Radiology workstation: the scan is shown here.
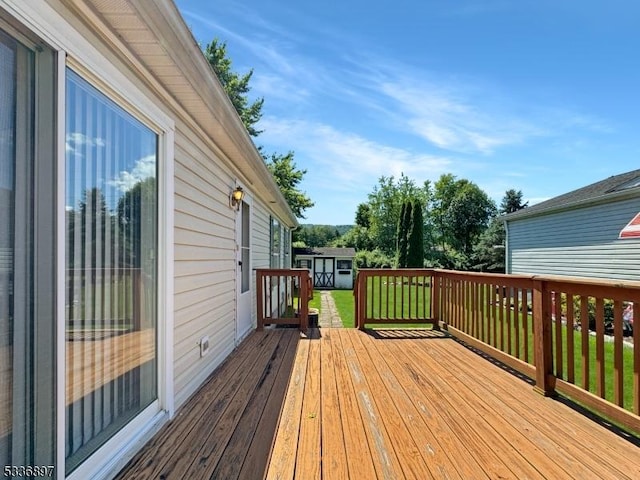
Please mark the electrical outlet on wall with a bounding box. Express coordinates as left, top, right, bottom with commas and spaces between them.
199, 336, 210, 357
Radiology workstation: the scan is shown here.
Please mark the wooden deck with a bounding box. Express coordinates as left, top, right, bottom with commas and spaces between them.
118, 328, 640, 479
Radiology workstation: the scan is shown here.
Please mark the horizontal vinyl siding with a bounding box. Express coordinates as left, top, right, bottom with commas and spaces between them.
508, 198, 640, 281
173, 123, 238, 408
252, 200, 271, 269
250, 200, 272, 327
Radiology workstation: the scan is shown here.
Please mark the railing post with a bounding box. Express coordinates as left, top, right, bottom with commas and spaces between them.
257, 270, 264, 330
356, 272, 366, 330
299, 270, 309, 331
532, 279, 555, 396
432, 272, 440, 330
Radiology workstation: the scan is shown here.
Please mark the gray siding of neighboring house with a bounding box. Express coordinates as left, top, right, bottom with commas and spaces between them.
507, 197, 640, 281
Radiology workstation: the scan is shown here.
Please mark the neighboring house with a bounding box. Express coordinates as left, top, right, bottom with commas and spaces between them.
294, 247, 356, 289
0, 1, 296, 479
503, 169, 640, 281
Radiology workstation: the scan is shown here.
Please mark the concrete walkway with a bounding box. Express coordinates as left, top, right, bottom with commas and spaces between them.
318, 291, 343, 328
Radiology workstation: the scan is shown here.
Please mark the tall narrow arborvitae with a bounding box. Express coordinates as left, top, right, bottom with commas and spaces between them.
406, 200, 424, 268
396, 201, 408, 267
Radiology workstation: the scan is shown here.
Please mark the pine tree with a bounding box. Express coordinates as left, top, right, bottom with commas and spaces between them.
406, 200, 424, 268
396, 202, 409, 267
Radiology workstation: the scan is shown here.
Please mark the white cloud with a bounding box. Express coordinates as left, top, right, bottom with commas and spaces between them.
65, 132, 105, 154
372, 77, 546, 155
108, 155, 156, 192
260, 116, 453, 190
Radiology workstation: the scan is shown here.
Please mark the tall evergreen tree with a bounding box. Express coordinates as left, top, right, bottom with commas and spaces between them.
396, 201, 410, 267
406, 200, 424, 268
204, 39, 264, 137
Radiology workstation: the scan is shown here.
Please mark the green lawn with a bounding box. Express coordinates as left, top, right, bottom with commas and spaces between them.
330, 290, 356, 328
330, 284, 432, 329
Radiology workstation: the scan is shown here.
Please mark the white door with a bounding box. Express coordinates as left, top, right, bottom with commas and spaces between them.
313, 257, 335, 288
236, 199, 252, 341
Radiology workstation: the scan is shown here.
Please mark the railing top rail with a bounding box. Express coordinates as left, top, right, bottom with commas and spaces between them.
357, 268, 437, 276
356, 268, 640, 292
256, 268, 309, 276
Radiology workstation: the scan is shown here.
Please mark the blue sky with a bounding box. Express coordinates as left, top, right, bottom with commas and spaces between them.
176, 0, 640, 225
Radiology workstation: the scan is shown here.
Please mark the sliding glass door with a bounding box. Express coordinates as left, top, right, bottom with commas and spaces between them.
64, 70, 158, 473
0, 24, 56, 472
0, 25, 22, 470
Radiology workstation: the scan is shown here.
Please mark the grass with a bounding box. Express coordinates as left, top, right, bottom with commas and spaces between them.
330, 290, 356, 328
330, 282, 432, 329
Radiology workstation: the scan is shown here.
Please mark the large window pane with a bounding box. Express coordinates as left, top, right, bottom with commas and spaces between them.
0, 26, 18, 468
65, 70, 158, 473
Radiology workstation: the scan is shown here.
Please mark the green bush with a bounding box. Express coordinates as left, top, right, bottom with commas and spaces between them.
354, 249, 394, 269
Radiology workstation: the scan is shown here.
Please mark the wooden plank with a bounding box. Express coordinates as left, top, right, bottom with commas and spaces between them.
116, 330, 274, 478
339, 331, 405, 479
384, 334, 533, 479
293, 330, 322, 480
237, 331, 301, 480
154, 330, 285, 479
358, 330, 488, 479
211, 329, 297, 480
431, 337, 637, 479
412, 338, 579, 480
347, 330, 436, 479
265, 332, 310, 479
319, 329, 349, 480
331, 330, 378, 480
443, 335, 640, 473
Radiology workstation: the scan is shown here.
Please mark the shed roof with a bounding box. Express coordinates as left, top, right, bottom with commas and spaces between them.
294, 247, 356, 257
503, 168, 640, 222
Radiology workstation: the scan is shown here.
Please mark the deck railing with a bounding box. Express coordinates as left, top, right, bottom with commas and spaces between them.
354, 269, 437, 329
256, 269, 311, 331
355, 268, 640, 434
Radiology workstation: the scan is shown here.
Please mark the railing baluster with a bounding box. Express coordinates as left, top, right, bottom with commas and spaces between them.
614, 299, 624, 407
566, 294, 575, 384
581, 295, 590, 391
596, 297, 605, 398
554, 291, 563, 380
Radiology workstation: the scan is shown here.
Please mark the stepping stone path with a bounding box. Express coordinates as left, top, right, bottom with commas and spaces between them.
318, 291, 343, 328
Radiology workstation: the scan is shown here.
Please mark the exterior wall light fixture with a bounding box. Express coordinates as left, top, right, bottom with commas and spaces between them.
230, 186, 245, 210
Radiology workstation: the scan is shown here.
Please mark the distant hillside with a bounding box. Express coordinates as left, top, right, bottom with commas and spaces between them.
299, 224, 353, 235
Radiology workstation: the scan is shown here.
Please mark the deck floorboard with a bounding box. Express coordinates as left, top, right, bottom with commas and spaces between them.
118, 328, 640, 480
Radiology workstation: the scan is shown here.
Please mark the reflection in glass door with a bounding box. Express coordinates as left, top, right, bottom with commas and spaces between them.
65, 70, 158, 473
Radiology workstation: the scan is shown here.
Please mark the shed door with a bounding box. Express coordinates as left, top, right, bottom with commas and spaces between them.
314, 258, 335, 288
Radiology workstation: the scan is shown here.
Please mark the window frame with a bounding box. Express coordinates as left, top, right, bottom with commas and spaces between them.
59, 62, 175, 480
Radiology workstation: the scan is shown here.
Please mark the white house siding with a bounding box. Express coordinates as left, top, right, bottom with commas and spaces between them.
172, 124, 241, 408
507, 197, 640, 281
251, 200, 273, 327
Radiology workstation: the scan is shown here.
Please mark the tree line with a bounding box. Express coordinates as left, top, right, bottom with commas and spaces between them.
296, 174, 527, 273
